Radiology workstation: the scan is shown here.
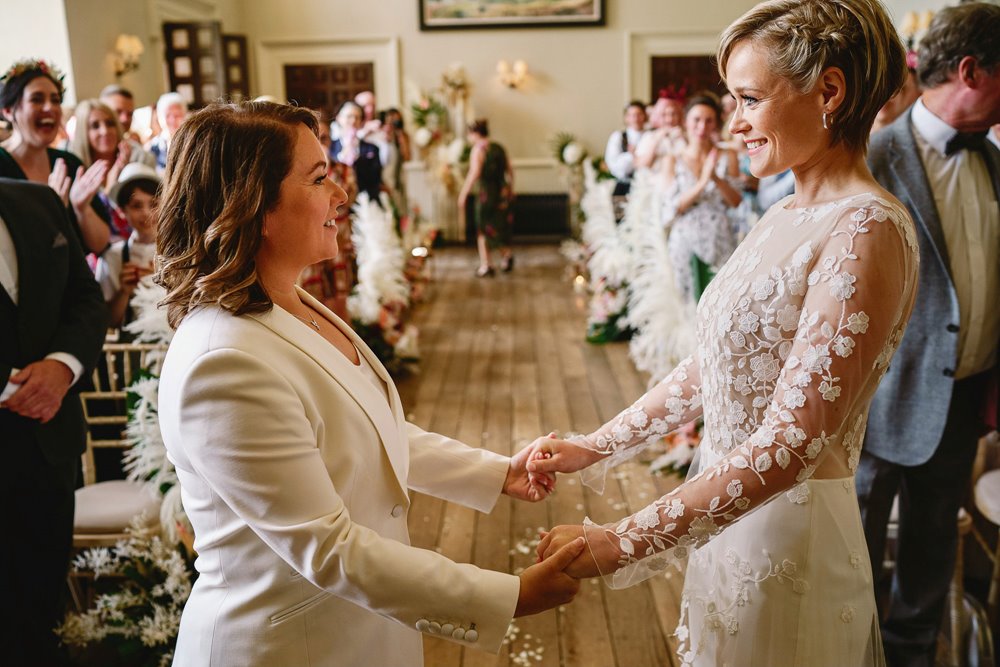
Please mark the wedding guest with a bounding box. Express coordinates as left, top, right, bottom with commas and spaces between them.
379, 107, 411, 214
330, 100, 383, 204
858, 4, 1000, 666
661, 93, 742, 302
95, 163, 160, 328
0, 178, 106, 667
870, 51, 921, 136
0, 59, 110, 254
67, 99, 131, 198
99, 84, 157, 167
458, 118, 514, 277
635, 95, 685, 170
148, 92, 187, 171
604, 100, 646, 195
354, 89, 382, 140
155, 101, 583, 667
300, 115, 357, 320
529, 1, 917, 665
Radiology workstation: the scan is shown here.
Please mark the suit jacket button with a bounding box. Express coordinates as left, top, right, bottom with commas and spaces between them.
391, 504, 404, 518
947, 324, 959, 333
452, 627, 466, 640
465, 629, 479, 642
441, 623, 455, 635
943, 368, 955, 377
428, 621, 441, 634
416, 619, 430, 632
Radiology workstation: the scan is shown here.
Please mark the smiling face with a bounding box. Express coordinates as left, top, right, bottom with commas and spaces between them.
102, 93, 135, 131
3, 76, 62, 149
87, 107, 120, 159
624, 105, 646, 131
685, 103, 719, 144
123, 186, 158, 241
724, 40, 827, 178
337, 105, 362, 132
162, 103, 186, 136
662, 99, 683, 128
258, 124, 349, 274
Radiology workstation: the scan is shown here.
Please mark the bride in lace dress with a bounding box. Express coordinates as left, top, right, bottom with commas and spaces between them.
528, 1, 915, 665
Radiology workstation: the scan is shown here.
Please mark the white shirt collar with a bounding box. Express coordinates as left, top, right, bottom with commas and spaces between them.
0, 214, 18, 304
911, 97, 958, 158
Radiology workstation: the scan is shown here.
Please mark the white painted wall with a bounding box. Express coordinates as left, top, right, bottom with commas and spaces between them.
0, 0, 77, 104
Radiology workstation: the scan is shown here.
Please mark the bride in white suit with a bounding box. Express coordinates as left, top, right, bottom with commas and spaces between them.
154, 101, 586, 667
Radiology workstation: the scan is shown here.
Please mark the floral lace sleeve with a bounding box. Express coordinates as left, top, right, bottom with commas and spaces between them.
574, 355, 704, 494
584, 202, 918, 588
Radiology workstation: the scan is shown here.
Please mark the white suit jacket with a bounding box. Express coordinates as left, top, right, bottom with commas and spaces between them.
158, 289, 520, 667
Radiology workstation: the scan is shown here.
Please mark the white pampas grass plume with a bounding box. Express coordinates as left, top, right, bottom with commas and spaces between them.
349, 193, 410, 324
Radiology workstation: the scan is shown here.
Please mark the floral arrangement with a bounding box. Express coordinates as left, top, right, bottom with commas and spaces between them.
586, 278, 632, 343
0, 58, 66, 94
440, 63, 470, 107
579, 161, 633, 344
648, 421, 703, 479
549, 132, 590, 238
349, 193, 420, 373
400, 205, 440, 303
410, 94, 449, 149
56, 521, 195, 667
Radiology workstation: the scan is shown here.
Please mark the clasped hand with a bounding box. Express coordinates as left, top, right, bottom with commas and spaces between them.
0, 359, 73, 423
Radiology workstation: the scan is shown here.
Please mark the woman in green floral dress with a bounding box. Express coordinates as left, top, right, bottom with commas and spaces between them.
458, 119, 514, 277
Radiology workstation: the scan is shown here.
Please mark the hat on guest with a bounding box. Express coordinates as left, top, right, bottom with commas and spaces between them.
109, 163, 161, 208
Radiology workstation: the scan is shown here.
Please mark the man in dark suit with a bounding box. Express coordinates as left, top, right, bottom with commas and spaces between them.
0, 179, 106, 665
858, 4, 1000, 666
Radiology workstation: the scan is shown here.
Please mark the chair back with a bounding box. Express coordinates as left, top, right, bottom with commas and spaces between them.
79, 342, 168, 486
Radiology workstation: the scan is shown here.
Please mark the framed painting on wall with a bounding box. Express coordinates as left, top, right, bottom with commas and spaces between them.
419, 0, 605, 30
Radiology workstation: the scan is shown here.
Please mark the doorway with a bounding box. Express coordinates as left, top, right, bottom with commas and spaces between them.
283, 62, 374, 122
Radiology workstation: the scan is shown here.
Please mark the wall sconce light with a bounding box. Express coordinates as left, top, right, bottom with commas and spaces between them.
113, 34, 144, 78
496, 59, 528, 89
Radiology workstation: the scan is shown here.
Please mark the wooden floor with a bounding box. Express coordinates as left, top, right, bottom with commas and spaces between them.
397, 244, 685, 667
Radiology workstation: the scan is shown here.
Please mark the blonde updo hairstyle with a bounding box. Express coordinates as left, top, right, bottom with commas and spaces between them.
717, 0, 907, 153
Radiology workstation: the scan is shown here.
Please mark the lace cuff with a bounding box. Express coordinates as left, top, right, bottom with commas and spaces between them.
583, 516, 688, 589
573, 356, 704, 494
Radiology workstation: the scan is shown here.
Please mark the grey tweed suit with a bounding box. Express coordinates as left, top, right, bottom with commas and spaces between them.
858, 107, 1000, 667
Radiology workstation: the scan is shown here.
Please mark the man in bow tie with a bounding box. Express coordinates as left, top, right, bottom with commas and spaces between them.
859, 4, 1000, 666
0, 178, 106, 665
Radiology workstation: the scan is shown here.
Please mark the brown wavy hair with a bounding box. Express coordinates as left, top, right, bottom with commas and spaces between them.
155, 101, 319, 329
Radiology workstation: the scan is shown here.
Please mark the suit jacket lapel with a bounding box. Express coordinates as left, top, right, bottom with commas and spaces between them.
248, 292, 409, 495
888, 111, 953, 278
0, 194, 45, 322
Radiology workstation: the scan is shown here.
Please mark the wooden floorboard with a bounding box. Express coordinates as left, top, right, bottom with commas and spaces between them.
396, 245, 683, 667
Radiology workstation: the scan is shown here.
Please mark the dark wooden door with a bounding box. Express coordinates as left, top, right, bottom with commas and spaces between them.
650, 55, 727, 101
283, 63, 374, 122
222, 35, 250, 102
162, 21, 226, 109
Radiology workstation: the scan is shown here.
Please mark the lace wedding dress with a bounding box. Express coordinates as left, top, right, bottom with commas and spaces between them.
576, 192, 919, 667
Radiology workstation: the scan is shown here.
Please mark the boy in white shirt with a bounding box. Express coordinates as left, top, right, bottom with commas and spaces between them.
95, 163, 160, 328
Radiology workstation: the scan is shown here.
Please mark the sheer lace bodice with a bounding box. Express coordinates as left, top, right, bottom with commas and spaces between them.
577, 192, 919, 587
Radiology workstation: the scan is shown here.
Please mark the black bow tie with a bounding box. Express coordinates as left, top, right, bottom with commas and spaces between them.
944, 131, 988, 156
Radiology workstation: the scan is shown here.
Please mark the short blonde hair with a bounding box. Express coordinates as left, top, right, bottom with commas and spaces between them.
717, 0, 906, 153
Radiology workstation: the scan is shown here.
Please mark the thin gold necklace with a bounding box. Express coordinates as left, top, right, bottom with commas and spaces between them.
292, 311, 321, 331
